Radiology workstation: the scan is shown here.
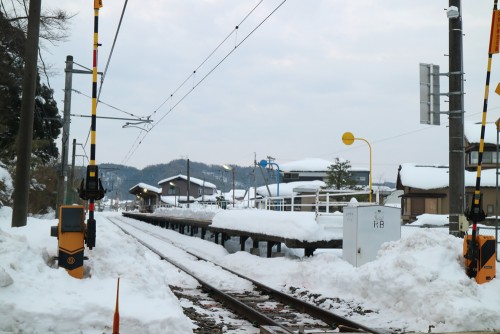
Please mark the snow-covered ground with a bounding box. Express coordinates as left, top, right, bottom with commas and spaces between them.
1, 206, 499, 333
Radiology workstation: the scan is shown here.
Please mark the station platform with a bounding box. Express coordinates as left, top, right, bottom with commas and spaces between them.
121, 212, 342, 257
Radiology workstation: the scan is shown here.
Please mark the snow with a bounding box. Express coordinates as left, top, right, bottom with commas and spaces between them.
211, 209, 342, 241
1, 206, 500, 333
399, 163, 500, 189
158, 174, 217, 189
129, 182, 161, 194
281, 158, 337, 172
0, 164, 12, 190
256, 180, 326, 197
410, 213, 449, 226
464, 122, 499, 145
280, 158, 368, 172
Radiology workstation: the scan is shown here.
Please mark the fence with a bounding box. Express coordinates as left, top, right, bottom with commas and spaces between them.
254, 190, 377, 213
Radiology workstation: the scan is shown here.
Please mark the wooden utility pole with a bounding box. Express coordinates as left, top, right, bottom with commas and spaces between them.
11, 0, 42, 227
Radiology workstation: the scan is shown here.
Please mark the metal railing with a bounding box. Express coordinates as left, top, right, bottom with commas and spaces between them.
254, 190, 376, 214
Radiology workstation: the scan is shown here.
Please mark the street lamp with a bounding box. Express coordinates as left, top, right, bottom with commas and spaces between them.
259, 159, 280, 210
169, 182, 178, 207
223, 165, 235, 207
342, 131, 372, 203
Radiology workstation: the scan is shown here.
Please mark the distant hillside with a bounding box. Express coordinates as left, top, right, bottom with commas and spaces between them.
95, 159, 271, 201
73, 159, 395, 201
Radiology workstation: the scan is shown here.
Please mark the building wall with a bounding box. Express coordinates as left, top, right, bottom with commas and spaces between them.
160, 178, 216, 197
401, 186, 498, 222
281, 170, 370, 187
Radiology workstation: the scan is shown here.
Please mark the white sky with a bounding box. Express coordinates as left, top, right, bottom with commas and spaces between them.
1, 206, 500, 333
39, 0, 500, 183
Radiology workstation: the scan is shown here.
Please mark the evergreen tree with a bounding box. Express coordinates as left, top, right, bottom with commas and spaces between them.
325, 158, 357, 190
0, 10, 62, 165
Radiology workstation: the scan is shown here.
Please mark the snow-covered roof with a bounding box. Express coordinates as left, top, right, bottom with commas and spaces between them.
280, 158, 368, 172
223, 189, 247, 199
464, 122, 498, 145
281, 158, 334, 172
158, 174, 217, 189
129, 182, 161, 194
398, 163, 500, 189
256, 180, 326, 197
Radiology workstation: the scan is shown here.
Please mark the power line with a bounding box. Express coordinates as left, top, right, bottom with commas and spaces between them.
97, 0, 128, 102
70, 88, 145, 119
149, 0, 264, 118
122, 0, 287, 165
309, 107, 498, 164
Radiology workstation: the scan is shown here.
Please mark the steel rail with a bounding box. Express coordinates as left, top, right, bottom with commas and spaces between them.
108, 216, 293, 333
108, 216, 386, 334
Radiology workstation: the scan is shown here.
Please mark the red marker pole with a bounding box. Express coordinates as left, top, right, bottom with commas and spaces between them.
112, 277, 120, 334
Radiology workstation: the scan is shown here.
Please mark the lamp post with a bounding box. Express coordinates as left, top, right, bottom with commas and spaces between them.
342, 131, 372, 203
223, 165, 235, 207
169, 182, 177, 207
259, 159, 280, 210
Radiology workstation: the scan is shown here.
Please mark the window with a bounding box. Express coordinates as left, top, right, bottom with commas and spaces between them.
483, 152, 492, 164
470, 151, 478, 164
487, 204, 494, 215
469, 150, 500, 164
284, 173, 299, 180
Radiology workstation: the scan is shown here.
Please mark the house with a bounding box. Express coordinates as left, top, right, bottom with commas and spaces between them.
157, 174, 217, 204
396, 163, 499, 223
129, 183, 161, 213
397, 122, 500, 222
464, 122, 500, 171
279, 158, 370, 187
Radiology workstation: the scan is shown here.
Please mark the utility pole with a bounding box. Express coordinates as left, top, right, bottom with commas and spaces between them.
187, 158, 190, 208
56, 55, 74, 217
69, 138, 77, 204
11, 0, 42, 228
448, 0, 465, 236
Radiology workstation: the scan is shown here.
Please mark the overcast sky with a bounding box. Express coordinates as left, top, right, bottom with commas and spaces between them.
40, 0, 498, 182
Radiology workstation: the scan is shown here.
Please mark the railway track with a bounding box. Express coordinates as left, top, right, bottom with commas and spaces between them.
107, 215, 389, 334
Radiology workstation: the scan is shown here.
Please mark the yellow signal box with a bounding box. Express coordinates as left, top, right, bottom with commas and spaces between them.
463, 234, 496, 284
51, 206, 86, 279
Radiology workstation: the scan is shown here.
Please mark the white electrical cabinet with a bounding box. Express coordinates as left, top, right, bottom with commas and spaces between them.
343, 205, 401, 267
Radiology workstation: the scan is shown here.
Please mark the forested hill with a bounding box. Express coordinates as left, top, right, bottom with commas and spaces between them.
89, 159, 395, 201
95, 159, 270, 201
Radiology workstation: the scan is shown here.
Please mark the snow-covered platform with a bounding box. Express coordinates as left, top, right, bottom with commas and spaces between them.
122, 210, 342, 257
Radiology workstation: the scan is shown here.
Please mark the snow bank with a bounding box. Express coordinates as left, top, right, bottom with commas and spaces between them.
0, 208, 194, 333
212, 209, 341, 241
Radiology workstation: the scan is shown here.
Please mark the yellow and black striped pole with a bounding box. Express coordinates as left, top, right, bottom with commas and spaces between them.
86, 0, 103, 249
91, 0, 101, 166
466, 0, 499, 278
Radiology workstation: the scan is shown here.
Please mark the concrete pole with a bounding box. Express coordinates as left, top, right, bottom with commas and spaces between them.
69, 138, 76, 204
56, 55, 74, 217
11, 0, 42, 227
448, 0, 465, 236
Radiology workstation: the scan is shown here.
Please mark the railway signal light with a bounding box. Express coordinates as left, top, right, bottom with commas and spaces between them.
78, 165, 106, 201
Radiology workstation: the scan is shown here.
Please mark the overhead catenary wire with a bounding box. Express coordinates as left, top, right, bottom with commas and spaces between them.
148, 0, 264, 118
97, 0, 128, 103
70, 88, 146, 119
122, 0, 287, 165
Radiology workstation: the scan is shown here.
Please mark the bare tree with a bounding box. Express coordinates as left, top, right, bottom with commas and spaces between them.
1, 0, 75, 86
